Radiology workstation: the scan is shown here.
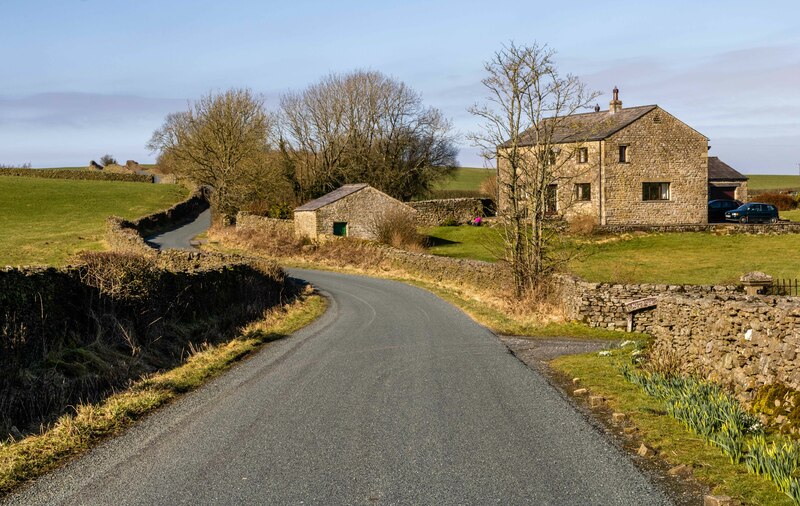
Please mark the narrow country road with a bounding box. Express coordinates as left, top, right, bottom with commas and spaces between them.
145, 208, 212, 250
4, 268, 671, 505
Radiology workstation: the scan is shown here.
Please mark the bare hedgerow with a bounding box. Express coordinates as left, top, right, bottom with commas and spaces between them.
479, 174, 498, 200
77, 252, 160, 301
369, 208, 426, 251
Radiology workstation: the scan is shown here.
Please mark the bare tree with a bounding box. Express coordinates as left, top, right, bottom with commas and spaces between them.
469, 42, 600, 295
147, 89, 290, 219
99, 154, 117, 166
279, 70, 458, 202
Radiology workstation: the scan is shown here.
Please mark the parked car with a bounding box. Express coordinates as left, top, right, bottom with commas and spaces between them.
708, 199, 742, 222
724, 202, 779, 223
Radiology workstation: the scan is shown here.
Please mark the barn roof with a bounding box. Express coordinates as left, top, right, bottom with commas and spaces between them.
708, 157, 748, 181
294, 183, 370, 211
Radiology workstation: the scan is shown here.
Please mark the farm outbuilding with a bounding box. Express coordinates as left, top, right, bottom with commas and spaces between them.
294, 184, 417, 241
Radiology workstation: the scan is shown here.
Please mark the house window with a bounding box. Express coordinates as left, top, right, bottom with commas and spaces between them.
333, 222, 348, 236
545, 184, 558, 214
642, 182, 670, 201
618, 145, 628, 163
577, 147, 588, 164
575, 183, 591, 201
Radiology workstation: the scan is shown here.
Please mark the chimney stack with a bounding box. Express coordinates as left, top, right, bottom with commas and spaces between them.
609, 86, 622, 114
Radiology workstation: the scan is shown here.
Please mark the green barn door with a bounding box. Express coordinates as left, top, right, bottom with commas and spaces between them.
333, 222, 347, 236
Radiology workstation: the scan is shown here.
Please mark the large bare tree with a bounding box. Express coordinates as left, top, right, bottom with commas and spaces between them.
147, 89, 289, 219
469, 42, 600, 295
279, 70, 458, 201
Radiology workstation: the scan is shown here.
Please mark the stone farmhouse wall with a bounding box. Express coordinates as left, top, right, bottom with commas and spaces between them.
296, 187, 417, 241
649, 294, 800, 401
603, 108, 707, 226
407, 198, 491, 226
555, 273, 741, 332
497, 107, 708, 226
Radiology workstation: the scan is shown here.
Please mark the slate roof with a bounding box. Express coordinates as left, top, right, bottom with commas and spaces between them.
502, 105, 659, 147
294, 183, 369, 211
708, 157, 748, 181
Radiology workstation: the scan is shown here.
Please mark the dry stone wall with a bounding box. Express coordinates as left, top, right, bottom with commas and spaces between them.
236, 212, 293, 235
649, 294, 800, 401
555, 273, 741, 332
407, 198, 492, 226
598, 223, 800, 234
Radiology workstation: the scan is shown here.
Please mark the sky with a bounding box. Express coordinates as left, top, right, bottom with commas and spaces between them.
1, 0, 798, 174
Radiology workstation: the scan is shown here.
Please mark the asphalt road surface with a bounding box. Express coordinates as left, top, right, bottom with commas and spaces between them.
5, 268, 671, 505
145, 208, 211, 250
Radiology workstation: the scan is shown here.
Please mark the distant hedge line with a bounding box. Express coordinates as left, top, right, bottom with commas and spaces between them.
0, 168, 153, 183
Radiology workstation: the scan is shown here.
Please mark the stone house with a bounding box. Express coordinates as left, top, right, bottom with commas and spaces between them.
497, 88, 711, 225
708, 156, 748, 202
294, 184, 417, 241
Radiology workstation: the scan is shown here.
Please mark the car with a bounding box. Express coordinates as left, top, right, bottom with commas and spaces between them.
724, 202, 779, 223
708, 199, 742, 222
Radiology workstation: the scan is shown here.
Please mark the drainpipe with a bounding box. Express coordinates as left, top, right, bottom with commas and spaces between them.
598, 140, 604, 226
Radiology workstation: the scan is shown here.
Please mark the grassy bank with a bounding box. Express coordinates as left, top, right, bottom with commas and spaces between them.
0, 176, 187, 266
551, 352, 793, 505
0, 293, 326, 497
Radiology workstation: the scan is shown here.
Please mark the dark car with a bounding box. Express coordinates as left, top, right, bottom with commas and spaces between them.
708, 199, 742, 222
724, 202, 779, 223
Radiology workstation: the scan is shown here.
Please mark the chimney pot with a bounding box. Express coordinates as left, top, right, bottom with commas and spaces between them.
609, 86, 623, 114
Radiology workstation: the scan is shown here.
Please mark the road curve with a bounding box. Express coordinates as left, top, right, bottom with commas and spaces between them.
145, 208, 211, 250
4, 269, 671, 505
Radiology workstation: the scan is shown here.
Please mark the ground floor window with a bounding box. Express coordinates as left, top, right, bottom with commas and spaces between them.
333, 222, 348, 236
642, 182, 670, 201
574, 183, 591, 201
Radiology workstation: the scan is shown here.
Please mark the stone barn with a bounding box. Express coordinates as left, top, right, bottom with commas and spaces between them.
294, 184, 417, 241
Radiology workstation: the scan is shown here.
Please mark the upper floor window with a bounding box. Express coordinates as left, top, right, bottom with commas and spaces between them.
642, 182, 670, 201
575, 183, 591, 201
577, 147, 588, 164
618, 145, 629, 163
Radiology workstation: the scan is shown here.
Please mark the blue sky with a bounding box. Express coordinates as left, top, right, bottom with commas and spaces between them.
1, 0, 798, 173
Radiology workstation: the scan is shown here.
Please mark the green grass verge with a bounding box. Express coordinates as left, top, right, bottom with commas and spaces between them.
0, 176, 188, 266
551, 352, 793, 505
747, 175, 800, 192
434, 167, 494, 191
0, 294, 327, 497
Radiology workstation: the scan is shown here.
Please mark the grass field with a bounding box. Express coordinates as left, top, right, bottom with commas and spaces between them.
0, 176, 188, 266
746, 174, 800, 191
434, 167, 494, 191
571, 232, 800, 284
424, 225, 503, 262
422, 225, 800, 284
